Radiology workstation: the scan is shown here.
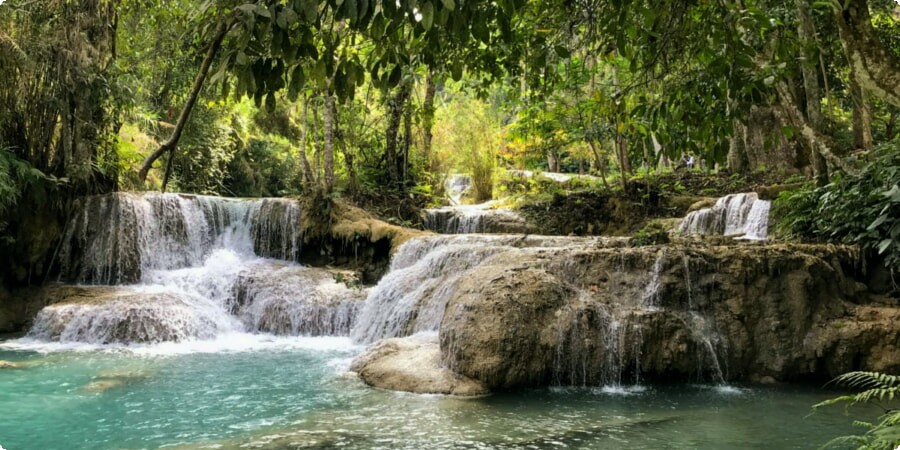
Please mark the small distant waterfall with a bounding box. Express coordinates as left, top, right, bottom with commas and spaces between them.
679, 193, 771, 240
641, 250, 666, 309
445, 174, 472, 206
28, 192, 366, 345
422, 202, 532, 234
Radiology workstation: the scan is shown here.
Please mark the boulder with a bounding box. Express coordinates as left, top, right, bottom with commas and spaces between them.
351, 334, 488, 396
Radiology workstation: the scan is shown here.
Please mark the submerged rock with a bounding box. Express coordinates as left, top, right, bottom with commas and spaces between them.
0, 360, 23, 369
83, 370, 151, 393
351, 334, 489, 396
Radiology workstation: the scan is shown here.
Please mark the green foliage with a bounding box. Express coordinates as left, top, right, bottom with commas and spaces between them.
0, 148, 55, 240
632, 220, 671, 246
433, 93, 499, 202
813, 371, 900, 449
775, 141, 900, 270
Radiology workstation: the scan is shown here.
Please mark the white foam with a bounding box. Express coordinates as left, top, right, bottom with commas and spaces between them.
595, 385, 648, 396
1, 333, 360, 356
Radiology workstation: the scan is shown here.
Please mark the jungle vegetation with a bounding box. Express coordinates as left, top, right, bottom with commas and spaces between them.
0, 0, 898, 279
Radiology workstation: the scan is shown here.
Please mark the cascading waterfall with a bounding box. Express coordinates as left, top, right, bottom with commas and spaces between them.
29, 191, 738, 387
31, 192, 364, 345
359, 235, 733, 386
679, 193, 771, 240
641, 249, 666, 309
58, 193, 303, 284
351, 235, 615, 344
422, 201, 532, 234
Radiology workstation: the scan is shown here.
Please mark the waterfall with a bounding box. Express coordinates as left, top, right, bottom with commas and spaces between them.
445, 174, 472, 206
641, 250, 666, 309
686, 312, 727, 384
351, 235, 611, 344
234, 263, 366, 336
422, 202, 532, 234
27, 287, 235, 344
28, 192, 366, 345
58, 193, 302, 284
679, 193, 771, 240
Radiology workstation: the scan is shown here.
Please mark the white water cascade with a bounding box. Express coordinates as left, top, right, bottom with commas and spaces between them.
351, 235, 619, 343
422, 201, 533, 234
445, 174, 472, 206
30, 193, 365, 345
679, 193, 771, 240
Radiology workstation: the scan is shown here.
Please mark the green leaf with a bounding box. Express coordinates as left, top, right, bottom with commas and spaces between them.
883, 184, 900, 202
441, 0, 455, 11
298, 0, 318, 21
867, 214, 888, 231
420, 2, 434, 31
877, 239, 893, 254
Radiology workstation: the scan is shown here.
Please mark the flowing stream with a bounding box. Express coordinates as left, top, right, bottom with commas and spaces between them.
0, 192, 854, 449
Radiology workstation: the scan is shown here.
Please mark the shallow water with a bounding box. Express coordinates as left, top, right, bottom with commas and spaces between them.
0, 337, 870, 450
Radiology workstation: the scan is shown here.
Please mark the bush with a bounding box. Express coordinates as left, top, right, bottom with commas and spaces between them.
632, 220, 671, 246
774, 141, 900, 272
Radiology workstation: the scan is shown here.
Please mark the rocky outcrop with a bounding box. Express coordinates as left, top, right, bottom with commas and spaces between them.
438, 243, 898, 390
351, 334, 488, 396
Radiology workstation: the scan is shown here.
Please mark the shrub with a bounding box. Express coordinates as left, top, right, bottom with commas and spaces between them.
774, 141, 900, 272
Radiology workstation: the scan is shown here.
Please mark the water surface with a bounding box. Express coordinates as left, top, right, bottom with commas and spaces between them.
0, 337, 868, 450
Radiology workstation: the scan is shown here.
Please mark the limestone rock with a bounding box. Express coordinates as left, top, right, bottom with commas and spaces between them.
438, 243, 899, 389
0, 360, 23, 369
351, 334, 488, 396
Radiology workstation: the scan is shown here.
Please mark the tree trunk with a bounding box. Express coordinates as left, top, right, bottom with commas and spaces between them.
422, 71, 437, 172
138, 23, 229, 185
323, 90, 335, 193
615, 134, 629, 191
312, 102, 321, 183
587, 140, 610, 190
727, 119, 750, 174
384, 81, 411, 187
298, 95, 314, 186
794, 0, 829, 185
775, 82, 858, 176
833, 0, 900, 107
849, 71, 874, 150
401, 98, 412, 185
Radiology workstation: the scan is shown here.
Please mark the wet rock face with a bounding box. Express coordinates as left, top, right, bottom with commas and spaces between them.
439, 244, 898, 390
351, 334, 488, 396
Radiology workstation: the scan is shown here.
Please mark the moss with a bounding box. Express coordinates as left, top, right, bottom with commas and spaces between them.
296, 196, 428, 283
